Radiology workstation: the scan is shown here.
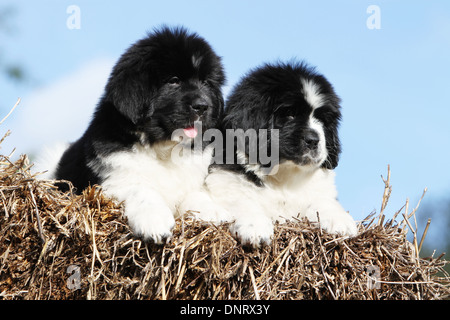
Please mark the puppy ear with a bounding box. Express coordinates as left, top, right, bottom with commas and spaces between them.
105, 61, 153, 124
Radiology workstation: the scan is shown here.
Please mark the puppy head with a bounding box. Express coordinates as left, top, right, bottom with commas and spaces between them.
104, 26, 226, 142
224, 61, 341, 170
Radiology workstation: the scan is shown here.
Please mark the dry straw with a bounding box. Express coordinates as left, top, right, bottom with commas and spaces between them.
0, 99, 449, 300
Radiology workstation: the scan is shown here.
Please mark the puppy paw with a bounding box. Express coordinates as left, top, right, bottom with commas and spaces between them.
180, 193, 232, 223
190, 204, 232, 223
316, 209, 358, 237
126, 204, 175, 244
230, 215, 273, 248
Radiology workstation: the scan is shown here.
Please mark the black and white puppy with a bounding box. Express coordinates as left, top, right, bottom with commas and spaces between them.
51, 26, 226, 243
205, 61, 357, 247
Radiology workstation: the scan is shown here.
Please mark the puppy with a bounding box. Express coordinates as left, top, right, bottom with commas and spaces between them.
205, 61, 357, 247
51, 26, 226, 243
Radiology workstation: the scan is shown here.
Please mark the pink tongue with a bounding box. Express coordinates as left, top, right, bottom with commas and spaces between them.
183, 127, 198, 138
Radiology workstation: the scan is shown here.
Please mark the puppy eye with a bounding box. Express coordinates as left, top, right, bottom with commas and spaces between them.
168, 76, 181, 85
285, 112, 297, 120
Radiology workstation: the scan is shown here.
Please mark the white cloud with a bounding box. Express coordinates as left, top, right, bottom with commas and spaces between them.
2, 58, 115, 158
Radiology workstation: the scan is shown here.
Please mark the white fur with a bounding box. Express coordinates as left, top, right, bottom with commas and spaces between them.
307, 115, 327, 166
93, 141, 225, 243
34, 142, 69, 179
205, 162, 357, 247
301, 79, 323, 110
191, 54, 203, 69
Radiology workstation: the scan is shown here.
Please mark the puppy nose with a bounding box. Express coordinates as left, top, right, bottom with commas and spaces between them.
304, 130, 320, 148
191, 99, 209, 115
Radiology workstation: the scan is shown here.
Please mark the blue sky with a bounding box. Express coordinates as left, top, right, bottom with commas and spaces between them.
1, 1, 449, 249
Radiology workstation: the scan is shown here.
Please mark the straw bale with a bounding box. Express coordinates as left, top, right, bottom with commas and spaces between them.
0, 152, 449, 300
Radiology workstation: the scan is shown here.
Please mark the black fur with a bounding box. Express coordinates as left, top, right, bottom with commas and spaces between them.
55, 26, 225, 192
219, 61, 342, 184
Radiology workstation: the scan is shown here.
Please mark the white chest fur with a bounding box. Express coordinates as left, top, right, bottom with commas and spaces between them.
91, 141, 213, 243
96, 141, 212, 212
206, 162, 357, 246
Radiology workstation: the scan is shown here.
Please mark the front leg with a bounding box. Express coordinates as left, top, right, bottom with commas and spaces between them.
231, 210, 274, 248
303, 199, 357, 237
105, 183, 175, 244
205, 170, 273, 247
179, 190, 232, 223
125, 191, 175, 243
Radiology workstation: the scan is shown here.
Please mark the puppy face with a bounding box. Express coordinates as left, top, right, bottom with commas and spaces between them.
105, 26, 226, 143
224, 62, 341, 170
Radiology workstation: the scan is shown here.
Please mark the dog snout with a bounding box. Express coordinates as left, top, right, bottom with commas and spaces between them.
304, 129, 320, 149
191, 98, 209, 115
